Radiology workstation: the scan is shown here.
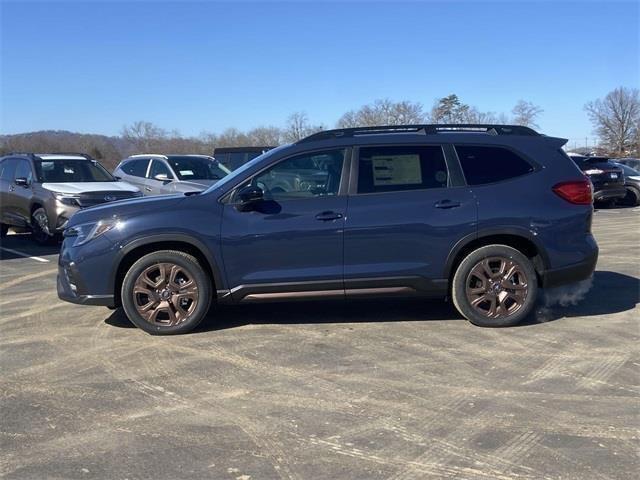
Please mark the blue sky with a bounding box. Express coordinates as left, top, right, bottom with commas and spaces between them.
1, 0, 638, 146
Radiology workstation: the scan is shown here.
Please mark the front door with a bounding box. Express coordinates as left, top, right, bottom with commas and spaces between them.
221, 148, 348, 301
344, 144, 477, 296
5, 159, 35, 227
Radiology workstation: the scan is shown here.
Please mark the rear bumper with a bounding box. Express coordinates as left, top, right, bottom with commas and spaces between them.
542, 248, 598, 288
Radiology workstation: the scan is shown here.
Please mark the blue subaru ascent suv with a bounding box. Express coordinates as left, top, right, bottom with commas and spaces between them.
58, 125, 598, 335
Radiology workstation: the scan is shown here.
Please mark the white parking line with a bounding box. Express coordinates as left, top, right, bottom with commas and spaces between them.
0, 247, 50, 263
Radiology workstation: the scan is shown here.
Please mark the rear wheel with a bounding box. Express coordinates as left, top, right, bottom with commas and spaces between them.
452, 245, 538, 327
121, 250, 212, 335
623, 187, 640, 206
31, 207, 54, 245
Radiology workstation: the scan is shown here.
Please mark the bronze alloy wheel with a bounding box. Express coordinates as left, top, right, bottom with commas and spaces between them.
465, 256, 528, 319
133, 262, 199, 326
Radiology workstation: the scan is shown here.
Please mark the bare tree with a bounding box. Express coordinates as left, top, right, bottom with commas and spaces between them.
337, 99, 426, 128
512, 100, 543, 128
585, 87, 640, 155
282, 112, 323, 142
247, 126, 282, 145
121, 121, 168, 152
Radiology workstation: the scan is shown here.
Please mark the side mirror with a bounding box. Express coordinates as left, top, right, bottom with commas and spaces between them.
154, 173, 171, 182
14, 177, 29, 187
237, 185, 264, 207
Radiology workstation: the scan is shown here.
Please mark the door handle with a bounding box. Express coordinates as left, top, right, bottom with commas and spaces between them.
144, 186, 152, 192
315, 211, 343, 221
434, 200, 461, 209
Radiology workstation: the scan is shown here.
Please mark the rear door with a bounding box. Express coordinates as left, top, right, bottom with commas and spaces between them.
343, 144, 477, 296
118, 158, 150, 192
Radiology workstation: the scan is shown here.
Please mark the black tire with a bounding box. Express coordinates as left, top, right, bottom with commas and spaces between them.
452, 245, 538, 327
31, 207, 54, 245
121, 250, 212, 335
623, 187, 640, 206
0, 223, 8, 238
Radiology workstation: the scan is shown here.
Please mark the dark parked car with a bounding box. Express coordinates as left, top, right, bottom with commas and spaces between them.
568, 155, 626, 205
58, 124, 598, 335
213, 147, 276, 170
613, 158, 640, 171
612, 162, 640, 206
0, 153, 141, 244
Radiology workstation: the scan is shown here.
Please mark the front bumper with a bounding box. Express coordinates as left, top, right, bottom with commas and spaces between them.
57, 263, 115, 306
542, 248, 598, 288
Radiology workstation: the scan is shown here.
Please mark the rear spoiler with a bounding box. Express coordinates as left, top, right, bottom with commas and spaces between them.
543, 136, 568, 148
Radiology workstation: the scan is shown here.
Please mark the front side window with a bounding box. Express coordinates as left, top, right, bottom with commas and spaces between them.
0, 159, 18, 182
357, 145, 448, 194
149, 159, 172, 180
35, 160, 114, 183
14, 160, 33, 183
456, 146, 534, 185
252, 149, 345, 201
122, 159, 149, 177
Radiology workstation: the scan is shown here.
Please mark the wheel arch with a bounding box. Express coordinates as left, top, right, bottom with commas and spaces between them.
445, 229, 550, 286
111, 234, 224, 307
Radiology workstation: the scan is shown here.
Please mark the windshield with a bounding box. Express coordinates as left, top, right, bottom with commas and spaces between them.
35, 159, 115, 183
203, 144, 290, 194
615, 163, 639, 176
167, 156, 231, 181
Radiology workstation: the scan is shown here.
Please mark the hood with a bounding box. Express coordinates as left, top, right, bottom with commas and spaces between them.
67, 194, 186, 227
42, 181, 140, 194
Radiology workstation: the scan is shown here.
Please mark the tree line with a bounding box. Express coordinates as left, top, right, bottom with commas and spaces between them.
1, 88, 638, 171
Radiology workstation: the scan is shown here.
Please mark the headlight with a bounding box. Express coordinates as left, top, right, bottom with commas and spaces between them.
53, 192, 81, 207
63, 218, 121, 247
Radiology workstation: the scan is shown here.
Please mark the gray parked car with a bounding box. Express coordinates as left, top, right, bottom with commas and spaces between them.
114, 155, 231, 196
0, 153, 141, 244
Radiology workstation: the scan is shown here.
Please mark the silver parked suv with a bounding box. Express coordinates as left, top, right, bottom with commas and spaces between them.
114, 154, 230, 196
0, 153, 141, 244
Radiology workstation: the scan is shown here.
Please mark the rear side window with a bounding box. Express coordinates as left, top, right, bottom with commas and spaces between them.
122, 159, 149, 177
149, 159, 172, 179
455, 146, 534, 185
357, 145, 448, 194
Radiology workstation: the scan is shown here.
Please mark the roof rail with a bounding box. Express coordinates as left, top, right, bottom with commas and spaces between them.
297, 124, 539, 143
45, 152, 94, 159
6, 152, 38, 159
127, 154, 168, 159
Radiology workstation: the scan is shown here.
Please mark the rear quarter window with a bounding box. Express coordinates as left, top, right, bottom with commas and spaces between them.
455, 146, 534, 185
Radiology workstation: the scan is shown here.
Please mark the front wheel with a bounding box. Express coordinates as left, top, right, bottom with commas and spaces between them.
31, 207, 54, 245
121, 250, 212, 335
451, 245, 538, 327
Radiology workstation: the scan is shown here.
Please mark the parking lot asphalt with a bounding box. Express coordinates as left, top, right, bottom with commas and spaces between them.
1, 207, 639, 480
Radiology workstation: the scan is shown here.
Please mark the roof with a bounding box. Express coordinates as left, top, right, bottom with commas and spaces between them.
214, 146, 276, 153
297, 124, 540, 144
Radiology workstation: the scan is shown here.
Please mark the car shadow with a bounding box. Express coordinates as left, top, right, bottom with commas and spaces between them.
104, 270, 639, 333
0, 233, 61, 260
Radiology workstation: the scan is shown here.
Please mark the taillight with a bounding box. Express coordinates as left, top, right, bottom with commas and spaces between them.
552, 179, 593, 205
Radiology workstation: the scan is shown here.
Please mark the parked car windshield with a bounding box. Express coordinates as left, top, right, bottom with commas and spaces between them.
35, 159, 115, 183
203, 144, 290, 194
167, 156, 231, 181
614, 163, 640, 177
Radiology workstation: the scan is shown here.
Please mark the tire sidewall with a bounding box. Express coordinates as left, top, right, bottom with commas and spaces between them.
121, 251, 212, 335
452, 245, 538, 327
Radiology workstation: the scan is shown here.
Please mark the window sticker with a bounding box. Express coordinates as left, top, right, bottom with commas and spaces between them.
179, 170, 194, 176
64, 167, 75, 174
372, 154, 422, 186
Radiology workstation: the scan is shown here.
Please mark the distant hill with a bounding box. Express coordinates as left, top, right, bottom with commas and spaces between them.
0, 130, 213, 171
